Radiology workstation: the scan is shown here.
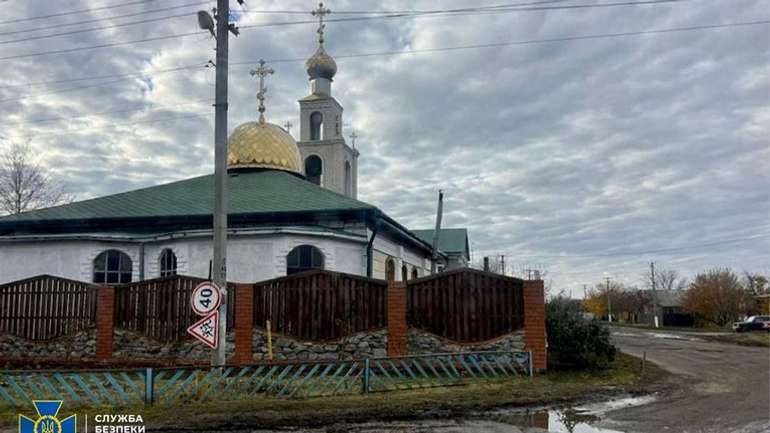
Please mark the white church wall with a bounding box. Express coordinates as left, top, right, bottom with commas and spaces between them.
0, 241, 141, 284
371, 233, 432, 281
0, 232, 367, 285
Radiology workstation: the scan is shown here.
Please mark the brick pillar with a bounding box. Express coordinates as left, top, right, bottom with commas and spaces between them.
523, 279, 547, 371
95, 286, 115, 361
387, 281, 408, 357
233, 284, 254, 364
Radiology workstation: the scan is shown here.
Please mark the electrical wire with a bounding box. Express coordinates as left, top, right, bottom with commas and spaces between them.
0, 0, 695, 57
0, 0, 211, 38
5, 99, 212, 126
0, 0, 161, 26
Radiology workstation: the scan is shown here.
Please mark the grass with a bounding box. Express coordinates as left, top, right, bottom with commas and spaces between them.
0, 353, 667, 430
700, 332, 770, 348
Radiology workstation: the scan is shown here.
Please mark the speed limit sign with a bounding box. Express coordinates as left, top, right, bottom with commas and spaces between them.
191, 281, 222, 316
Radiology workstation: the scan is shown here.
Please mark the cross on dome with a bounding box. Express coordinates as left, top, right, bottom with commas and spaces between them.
312, 2, 331, 45
250, 59, 274, 124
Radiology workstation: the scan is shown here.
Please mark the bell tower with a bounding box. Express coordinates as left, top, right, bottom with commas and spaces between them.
297, 2, 359, 198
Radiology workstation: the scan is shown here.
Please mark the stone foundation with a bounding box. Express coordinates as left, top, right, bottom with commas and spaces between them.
408, 328, 526, 354
113, 329, 234, 360
0, 330, 96, 359
251, 328, 388, 361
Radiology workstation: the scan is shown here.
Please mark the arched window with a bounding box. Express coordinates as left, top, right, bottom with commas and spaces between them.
411, 267, 419, 280
305, 155, 323, 186
310, 111, 323, 140
159, 249, 177, 277
385, 258, 395, 282
93, 250, 132, 284
286, 245, 324, 275
344, 161, 352, 196
401, 264, 408, 282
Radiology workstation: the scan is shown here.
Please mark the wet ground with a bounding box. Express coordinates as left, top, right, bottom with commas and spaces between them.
236, 327, 769, 433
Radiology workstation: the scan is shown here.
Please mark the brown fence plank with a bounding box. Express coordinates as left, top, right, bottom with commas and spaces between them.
406, 268, 525, 343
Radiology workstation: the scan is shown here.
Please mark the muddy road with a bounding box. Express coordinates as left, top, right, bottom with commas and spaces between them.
607, 327, 769, 433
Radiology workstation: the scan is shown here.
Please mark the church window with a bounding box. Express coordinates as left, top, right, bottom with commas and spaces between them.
310, 111, 323, 140
411, 267, 419, 280
93, 250, 132, 284
385, 258, 395, 282
401, 264, 408, 282
287, 245, 324, 275
159, 249, 177, 277
305, 155, 323, 186
344, 161, 351, 196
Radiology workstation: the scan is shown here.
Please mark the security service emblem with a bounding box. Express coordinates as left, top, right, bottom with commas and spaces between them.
19, 400, 76, 433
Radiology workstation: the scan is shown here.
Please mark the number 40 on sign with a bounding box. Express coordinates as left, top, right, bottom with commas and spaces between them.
187, 282, 222, 349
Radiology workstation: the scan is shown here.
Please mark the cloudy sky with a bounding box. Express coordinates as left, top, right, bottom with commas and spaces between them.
0, 0, 767, 293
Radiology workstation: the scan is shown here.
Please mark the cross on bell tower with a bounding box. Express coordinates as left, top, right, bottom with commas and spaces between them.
312, 2, 331, 44
250, 59, 274, 124
297, 2, 358, 199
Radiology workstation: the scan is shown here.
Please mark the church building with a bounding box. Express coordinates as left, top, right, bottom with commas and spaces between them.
0, 11, 470, 286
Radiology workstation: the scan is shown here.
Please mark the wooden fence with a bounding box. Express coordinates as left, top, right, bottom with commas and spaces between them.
0, 275, 97, 341
407, 268, 524, 342
252, 270, 388, 341
114, 276, 236, 342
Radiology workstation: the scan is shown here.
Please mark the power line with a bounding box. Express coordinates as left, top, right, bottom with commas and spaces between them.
14, 112, 212, 141
5, 99, 211, 126
2, 18, 764, 95
0, 0, 210, 38
0, 0, 699, 59
0, 0, 161, 26
488, 233, 770, 259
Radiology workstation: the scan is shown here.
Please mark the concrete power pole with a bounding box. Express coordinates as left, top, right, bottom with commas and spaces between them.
430, 190, 444, 274
651, 262, 659, 328
606, 277, 612, 323
212, 0, 231, 367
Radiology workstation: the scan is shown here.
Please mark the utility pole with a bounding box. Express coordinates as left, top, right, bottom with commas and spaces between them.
483, 256, 489, 272
650, 262, 659, 328
606, 277, 612, 323
500, 255, 506, 276
212, 0, 231, 367
430, 190, 444, 274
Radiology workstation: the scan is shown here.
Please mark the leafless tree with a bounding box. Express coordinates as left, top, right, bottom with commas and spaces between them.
0, 141, 74, 215
644, 266, 687, 291
743, 271, 769, 295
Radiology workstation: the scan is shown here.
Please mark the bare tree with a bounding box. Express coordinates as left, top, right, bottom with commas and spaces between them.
0, 141, 74, 215
743, 271, 769, 295
644, 266, 687, 291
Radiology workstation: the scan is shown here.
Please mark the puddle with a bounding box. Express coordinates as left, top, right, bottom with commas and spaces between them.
482, 394, 658, 433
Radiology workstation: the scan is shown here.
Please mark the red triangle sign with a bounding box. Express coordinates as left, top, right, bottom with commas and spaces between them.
187, 311, 219, 349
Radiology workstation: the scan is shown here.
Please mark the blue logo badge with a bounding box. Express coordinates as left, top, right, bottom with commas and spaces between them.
19, 401, 76, 433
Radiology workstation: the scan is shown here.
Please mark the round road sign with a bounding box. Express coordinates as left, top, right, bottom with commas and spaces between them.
191, 281, 221, 316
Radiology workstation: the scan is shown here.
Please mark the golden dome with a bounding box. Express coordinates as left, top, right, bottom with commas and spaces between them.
306, 44, 337, 81
228, 121, 302, 174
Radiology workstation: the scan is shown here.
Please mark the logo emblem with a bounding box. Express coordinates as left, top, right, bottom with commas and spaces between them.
19, 401, 76, 433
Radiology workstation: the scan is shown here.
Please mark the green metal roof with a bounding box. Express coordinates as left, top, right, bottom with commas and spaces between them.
0, 169, 374, 223
411, 228, 469, 257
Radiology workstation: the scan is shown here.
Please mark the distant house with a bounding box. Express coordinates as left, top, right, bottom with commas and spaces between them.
411, 228, 470, 271
642, 290, 694, 327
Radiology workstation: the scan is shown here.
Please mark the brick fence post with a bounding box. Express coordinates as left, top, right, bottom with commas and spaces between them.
95, 286, 115, 362
523, 279, 547, 371
233, 284, 254, 364
387, 281, 408, 357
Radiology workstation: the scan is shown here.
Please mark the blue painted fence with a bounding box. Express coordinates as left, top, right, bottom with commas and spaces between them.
0, 351, 532, 408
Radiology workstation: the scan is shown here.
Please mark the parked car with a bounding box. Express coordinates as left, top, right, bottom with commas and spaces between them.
732, 315, 770, 332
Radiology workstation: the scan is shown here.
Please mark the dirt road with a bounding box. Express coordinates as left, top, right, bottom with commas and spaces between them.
607, 327, 770, 433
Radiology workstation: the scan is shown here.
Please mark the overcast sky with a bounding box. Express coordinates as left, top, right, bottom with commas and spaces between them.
0, 0, 767, 293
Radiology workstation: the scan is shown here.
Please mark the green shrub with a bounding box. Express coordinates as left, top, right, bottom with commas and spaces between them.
546, 296, 616, 370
